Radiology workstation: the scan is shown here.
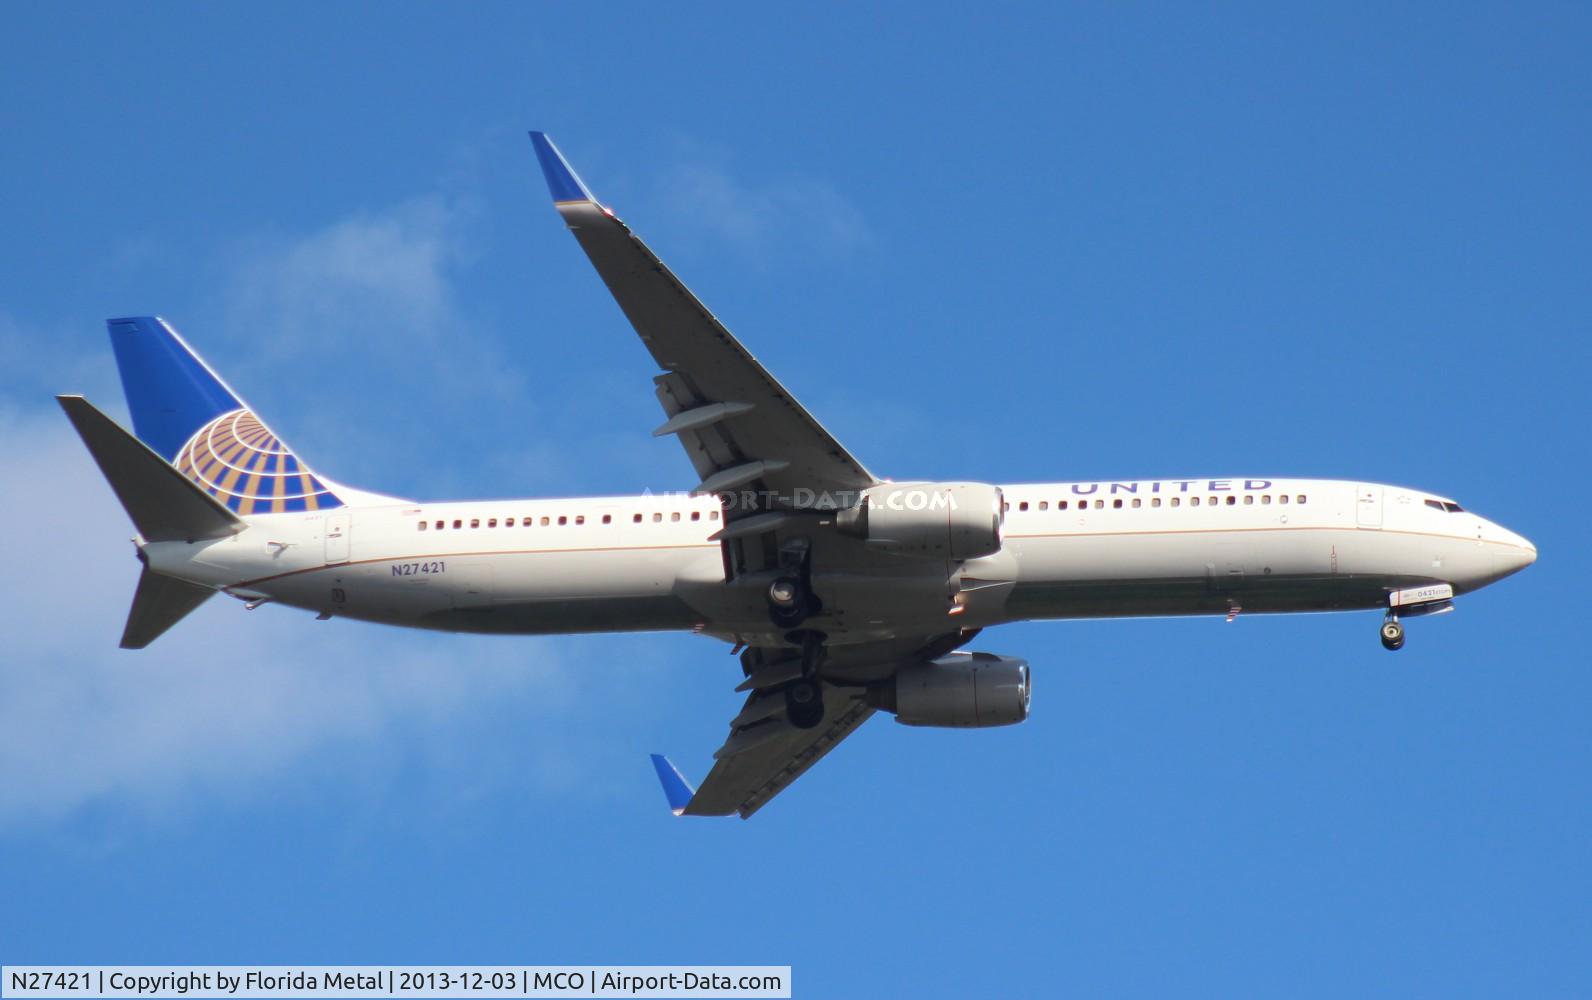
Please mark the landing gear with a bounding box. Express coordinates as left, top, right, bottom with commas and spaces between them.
785, 675, 824, 729
784, 630, 827, 729
767, 576, 808, 629
1380, 615, 1405, 651
766, 536, 821, 629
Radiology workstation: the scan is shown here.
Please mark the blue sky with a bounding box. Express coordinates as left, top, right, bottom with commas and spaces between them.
2, 3, 1588, 996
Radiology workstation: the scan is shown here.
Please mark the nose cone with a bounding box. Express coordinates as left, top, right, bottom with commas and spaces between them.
1491, 526, 1538, 578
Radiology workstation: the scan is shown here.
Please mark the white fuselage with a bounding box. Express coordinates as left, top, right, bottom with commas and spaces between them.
144, 477, 1535, 660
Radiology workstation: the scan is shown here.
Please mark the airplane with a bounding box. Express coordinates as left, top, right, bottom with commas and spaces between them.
56, 132, 1537, 819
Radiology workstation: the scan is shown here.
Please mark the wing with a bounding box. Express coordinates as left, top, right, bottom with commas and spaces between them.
657, 680, 876, 819
650, 630, 978, 819
528, 132, 877, 507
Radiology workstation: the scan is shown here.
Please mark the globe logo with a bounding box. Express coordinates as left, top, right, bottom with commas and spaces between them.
173, 408, 338, 514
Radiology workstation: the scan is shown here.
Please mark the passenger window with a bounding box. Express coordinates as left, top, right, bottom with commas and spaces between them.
1262, 495, 1271, 505
1170, 497, 1180, 508
1225, 496, 1236, 506
435, 520, 445, 530
417, 521, 427, 531
1151, 498, 1161, 508
558, 516, 568, 526
1018, 501, 1029, 512
1093, 499, 1104, 509
653, 513, 663, 523
1112, 499, 1123, 509
1278, 495, 1289, 505
453, 519, 463, 529
1208, 496, 1218, 506
541, 516, 551, 526
488, 518, 498, 528
633, 513, 643, 524
1191, 497, 1200, 507
1058, 500, 1069, 511
1243, 495, 1253, 505
1132, 498, 1142, 508
506, 517, 516, 527
603, 514, 612, 525
710, 510, 720, 520
575, 515, 585, 525
1297, 495, 1307, 504
691, 511, 701, 521
1038, 501, 1049, 511
671, 512, 681, 522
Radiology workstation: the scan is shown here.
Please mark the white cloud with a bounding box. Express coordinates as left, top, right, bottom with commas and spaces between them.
656, 155, 870, 260
221, 196, 465, 355
0, 181, 734, 831
205, 196, 536, 491
0, 308, 119, 407
0, 409, 601, 828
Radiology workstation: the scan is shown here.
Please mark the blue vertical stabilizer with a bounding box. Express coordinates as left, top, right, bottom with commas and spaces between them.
105, 316, 343, 514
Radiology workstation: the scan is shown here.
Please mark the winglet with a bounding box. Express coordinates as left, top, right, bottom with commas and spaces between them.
649, 754, 696, 816
529, 131, 597, 204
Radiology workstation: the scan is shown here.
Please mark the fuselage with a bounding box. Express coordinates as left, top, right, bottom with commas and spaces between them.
145, 476, 1535, 657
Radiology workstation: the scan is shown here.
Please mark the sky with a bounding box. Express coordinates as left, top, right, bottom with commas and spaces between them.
1, 3, 1588, 996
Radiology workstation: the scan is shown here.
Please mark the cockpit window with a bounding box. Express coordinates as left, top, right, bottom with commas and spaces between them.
1426, 499, 1466, 513
1424, 499, 1445, 511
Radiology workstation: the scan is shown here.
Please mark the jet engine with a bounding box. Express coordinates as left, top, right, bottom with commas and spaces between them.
836, 482, 1004, 560
869, 651, 1031, 728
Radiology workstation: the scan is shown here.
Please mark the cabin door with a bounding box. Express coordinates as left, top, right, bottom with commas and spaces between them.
1356, 485, 1383, 529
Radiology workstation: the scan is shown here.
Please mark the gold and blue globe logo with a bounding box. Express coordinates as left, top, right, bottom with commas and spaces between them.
174, 408, 339, 514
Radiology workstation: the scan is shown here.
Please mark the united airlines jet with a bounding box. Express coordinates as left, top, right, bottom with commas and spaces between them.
57, 133, 1537, 818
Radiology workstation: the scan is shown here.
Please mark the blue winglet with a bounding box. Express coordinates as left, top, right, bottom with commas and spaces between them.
649, 754, 696, 816
528, 131, 596, 204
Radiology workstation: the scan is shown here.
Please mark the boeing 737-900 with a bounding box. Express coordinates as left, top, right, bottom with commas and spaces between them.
57, 133, 1537, 817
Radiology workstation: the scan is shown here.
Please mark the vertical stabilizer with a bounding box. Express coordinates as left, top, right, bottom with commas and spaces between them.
107, 316, 344, 514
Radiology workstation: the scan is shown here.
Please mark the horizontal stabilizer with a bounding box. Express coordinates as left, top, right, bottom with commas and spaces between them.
121, 566, 214, 649
649, 754, 696, 817
57, 395, 244, 543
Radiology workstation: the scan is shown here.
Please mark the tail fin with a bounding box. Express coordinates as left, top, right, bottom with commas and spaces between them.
120, 566, 215, 649
57, 395, 243, 543
107, 316, 343, 514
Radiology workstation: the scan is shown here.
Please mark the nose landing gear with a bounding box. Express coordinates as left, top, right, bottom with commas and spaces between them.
766, 536, 821, 629
1380, 615, 1405, 651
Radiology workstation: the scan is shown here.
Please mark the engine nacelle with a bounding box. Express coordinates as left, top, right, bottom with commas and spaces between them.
835, 481, 1003, 560
870, 651, 1031, 728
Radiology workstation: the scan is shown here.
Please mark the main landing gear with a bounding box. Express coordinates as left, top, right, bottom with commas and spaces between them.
1380, 614, 1405, 651
783, 630, 827, 730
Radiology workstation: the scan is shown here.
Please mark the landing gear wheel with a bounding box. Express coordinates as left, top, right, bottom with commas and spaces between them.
765, 536, 821, 628
767, 576, 807, 629
1380, 618, 1405, 651
785, 676, 825, 729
